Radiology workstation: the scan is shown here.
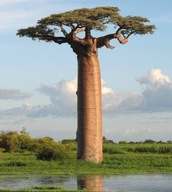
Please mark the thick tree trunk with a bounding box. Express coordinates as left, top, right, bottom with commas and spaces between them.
77, 52, 102, 163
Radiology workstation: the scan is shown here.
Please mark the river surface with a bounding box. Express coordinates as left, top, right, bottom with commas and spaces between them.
0, 174, 172, 192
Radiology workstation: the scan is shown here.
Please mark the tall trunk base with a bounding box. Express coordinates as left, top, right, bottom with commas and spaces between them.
77, 55, 102, 163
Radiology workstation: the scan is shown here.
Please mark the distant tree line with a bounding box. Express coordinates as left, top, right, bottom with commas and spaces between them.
0, 130, 171, 160
103, 137, 172, 144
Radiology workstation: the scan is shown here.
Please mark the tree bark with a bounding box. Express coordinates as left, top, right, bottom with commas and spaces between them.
72, 32, 126, 163
76, 40, 102, 163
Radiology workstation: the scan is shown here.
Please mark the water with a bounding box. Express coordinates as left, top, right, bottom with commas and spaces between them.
0, 174, 172, 192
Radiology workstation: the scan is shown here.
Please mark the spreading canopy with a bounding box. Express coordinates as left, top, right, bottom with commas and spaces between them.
17, 6, 156, 51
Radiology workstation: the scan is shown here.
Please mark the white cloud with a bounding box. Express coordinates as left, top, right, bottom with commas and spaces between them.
27, 78, 77, 117
1, 69, 172, 119
136, 69, 170, 85
0, 88, 31, 100
102, 79, 113, 94
136, 69, 172, 112
1, 69, 172, 142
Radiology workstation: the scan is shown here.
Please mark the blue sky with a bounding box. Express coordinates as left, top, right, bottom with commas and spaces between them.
0, 0, 172, 142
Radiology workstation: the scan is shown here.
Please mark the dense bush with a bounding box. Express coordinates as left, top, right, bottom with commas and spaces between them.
0, 130, 72, 161
0, 131, 20, 152
18, 130, 33, 151
0, 129, 33, 152
36, 141, 69, 161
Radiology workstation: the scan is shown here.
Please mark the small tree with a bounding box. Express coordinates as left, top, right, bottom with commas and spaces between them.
18, 129, 33, 151
0, 131, 20, 152
17, 7, 155, 163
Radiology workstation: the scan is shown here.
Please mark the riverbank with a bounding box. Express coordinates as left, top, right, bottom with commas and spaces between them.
1, 143, 172, 191
1, 131, 172, 175
0, 151, 172, 175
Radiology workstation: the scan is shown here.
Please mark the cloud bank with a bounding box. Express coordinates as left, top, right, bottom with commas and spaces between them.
136, 69, 172, 112
0, 69, 172, 119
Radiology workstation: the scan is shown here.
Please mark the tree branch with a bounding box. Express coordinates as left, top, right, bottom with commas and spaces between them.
126, 31, 135, 38
116, 25, 124, 34
85, 26, 92, 39
114, 27, 129, 44
30, 33, 68, 44
73, 27, 85, 35
114, 32, 128, 44
58, 24, 68, 37
69, 28, 87, 45
53, 36, 68, 44
96, 27, 135, 49
114, 27, 136, 44
96, 34, 115, 49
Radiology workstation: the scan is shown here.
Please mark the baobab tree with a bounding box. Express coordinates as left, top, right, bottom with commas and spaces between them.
17, 7, 155, 163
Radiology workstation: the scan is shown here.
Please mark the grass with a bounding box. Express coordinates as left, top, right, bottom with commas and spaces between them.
0, 143, 172, 175
103, 143, 172, 154
0, 143, 172, 191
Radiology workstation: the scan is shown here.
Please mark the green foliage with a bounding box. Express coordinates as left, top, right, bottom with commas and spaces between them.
0, 151, 172, 175
31, 137, 54, 153
0, 130, 72, 162
103, 136, 114, 144
103, 143, 172, 155
0, 130, 32, 152
128, 144, 172, 154
0, 131, 20, 152
143, 139, 156, 143
61, 139, 76, 144
38, 7, 120, 31
103, 143, 126, 154
17, 6, 155, 43
1, 129, 172, 176
113, 15, 155, 36
18, 131, 33, 151
36, 139, 69, 161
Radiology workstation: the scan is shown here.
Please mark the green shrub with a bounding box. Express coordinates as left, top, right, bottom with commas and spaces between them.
0, 131, 20, 152
36, 141, 69, 161
0, 129, 33, 153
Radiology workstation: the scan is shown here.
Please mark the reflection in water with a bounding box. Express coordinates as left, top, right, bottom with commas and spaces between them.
0, 174, 172, 191
77, 175, 102, 192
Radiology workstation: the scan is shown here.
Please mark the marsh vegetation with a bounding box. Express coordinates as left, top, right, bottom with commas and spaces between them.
0, 130, 172, 176
0, 130, 172, 191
